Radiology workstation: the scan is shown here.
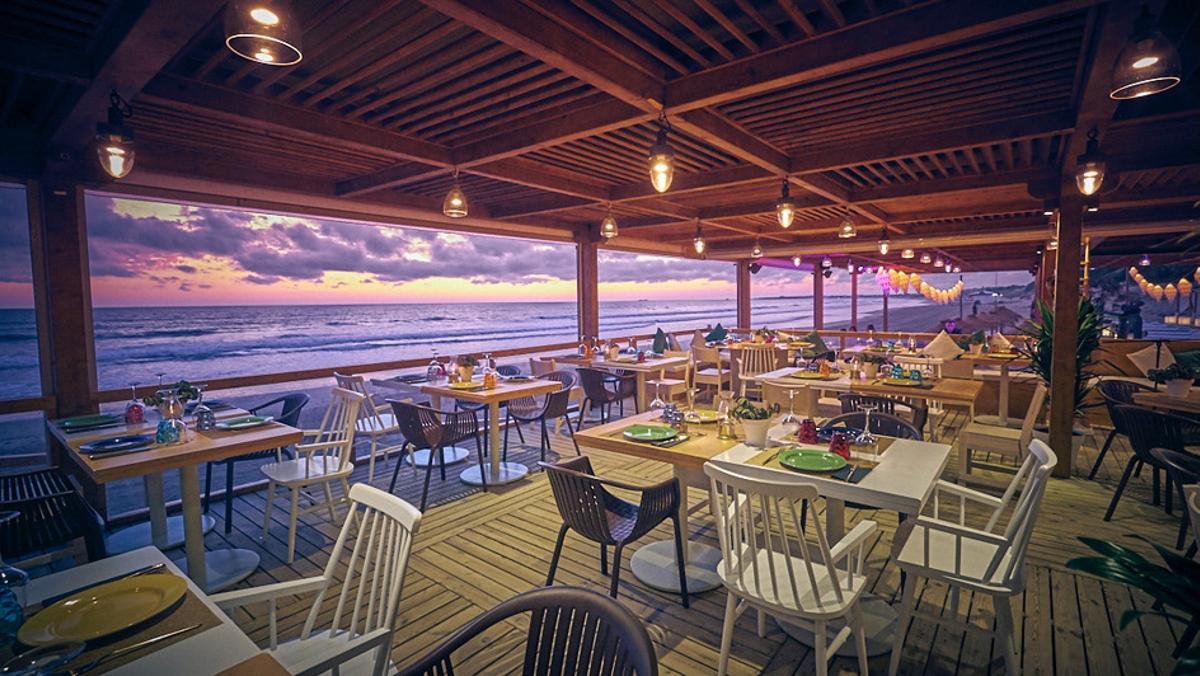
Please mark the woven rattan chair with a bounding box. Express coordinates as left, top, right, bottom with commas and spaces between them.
389, 400, 486, 511
503, 370, 580, 461
824, 411, 923, 440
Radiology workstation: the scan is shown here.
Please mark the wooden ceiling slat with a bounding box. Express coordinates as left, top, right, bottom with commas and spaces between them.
429, 87, 600, 144
346, 40, 508, 120
567, 0, 692, 75
980, 145, 999, 172
411, 78, 582, 137
818, 0, 847, 27
389, 65, 559, 131
693, 0, 759, 53
774, 0, 816, 37
650, 0, 736, 61
732, 0, 785, 44
373, 57, 546, 127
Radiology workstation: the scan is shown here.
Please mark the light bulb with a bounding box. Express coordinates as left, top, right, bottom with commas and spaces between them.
952, 266, 961, 273
847, 258, 855, 273
750, 241, 763, 259
95, 91, 135, 179
1075, 130, 1106, 196
600, 211, 618, 239
225, 0, 303, 65
443, 182, 468, 218
821, 256, 832, 269
647, 125, 674, 193
944, 263, 952, 273
1140, 255, 1151, 267
878, 230, 890, 255
838, 218, 857, 239
792, 256, 801, 267
693, 236, 706, 255
934, 256, 944, 267
776, 180, 795, 229
920, 252, 932, 264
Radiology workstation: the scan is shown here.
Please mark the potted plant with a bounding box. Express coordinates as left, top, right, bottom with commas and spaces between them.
457, 354, 480, 381
968, 330, 987, 355
1019, 298, 1103, 462
1149, 363, 1198, 398
733, 397, 775, 447
861, 353, 889, 380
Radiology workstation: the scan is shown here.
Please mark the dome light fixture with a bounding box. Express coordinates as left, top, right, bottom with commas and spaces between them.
1110, 4, 1182, 100
776, 178, 795, 229
878, 229, 890, 255
901, 248, 915, 260
1075, 129, 1107, 196
600, 203, 618, 239
225, 0, 303, 66
96, 90, 135, 179
933, 255, 945, 268
442, 168, 468, 218
792, 255, 802, 268
750, 240, 763, 259
920, 251, 932, 264
647, 111, 675, 193
952, 265, 962, 274
693, 221, 706, 256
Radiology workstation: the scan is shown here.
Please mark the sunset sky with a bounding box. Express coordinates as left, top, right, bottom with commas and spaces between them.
0, 188, 1030, 308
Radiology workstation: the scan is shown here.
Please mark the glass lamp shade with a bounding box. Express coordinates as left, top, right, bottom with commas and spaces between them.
96, 133, 134, 178
442, 183, 468, 218
1140, 255, 1151, 267
750, 241, 763, 259
1075, 134, 1106, 196
792, 255, 802, 267
944, 263, 953, 273
952, 266, 962, 273
600, 212, 618, 239
847, 258, 855, 273
1110, 9, 1182, 100
776, 199, 795, 229
901, 248, 915, 259
1048, 237, 1058, 251
225, 0, 303, 65
934, 256, 944, 267
693, 235, 706, 255
647, 128, 674, 193
878, 231, 889, 255
838, 218, 857, 238
920, 252, 932, 264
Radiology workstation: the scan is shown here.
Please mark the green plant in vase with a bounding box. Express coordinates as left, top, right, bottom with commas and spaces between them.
733, 397, 776, 448
457, 354, 480, 381
1017, 297, 1102, 417
1148, 363, 1199, 398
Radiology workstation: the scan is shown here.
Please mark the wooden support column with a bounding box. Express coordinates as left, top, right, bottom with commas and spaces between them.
736, 261, 751, 329
812, 269, 824, 330
29, 180, 97, 418
1048, 195, 1082, 478
882, 292, 889, 331
850, 271, 858, 329
576, 239, 599, 339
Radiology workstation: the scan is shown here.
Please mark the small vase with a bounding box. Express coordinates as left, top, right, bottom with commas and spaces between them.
970, 343, 984, 355
458, 365, 475, 382
740, 417, 772, 447
1166, 379, 1192, 398
863, 362, 879, 380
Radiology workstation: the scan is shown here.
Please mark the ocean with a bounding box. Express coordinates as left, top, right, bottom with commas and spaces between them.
0, 295, 934, 400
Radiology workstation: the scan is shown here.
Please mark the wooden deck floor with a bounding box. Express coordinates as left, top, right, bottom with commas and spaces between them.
158, 409, 1187, 674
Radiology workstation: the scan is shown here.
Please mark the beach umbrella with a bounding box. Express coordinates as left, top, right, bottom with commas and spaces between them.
1165, 283, 1178, 302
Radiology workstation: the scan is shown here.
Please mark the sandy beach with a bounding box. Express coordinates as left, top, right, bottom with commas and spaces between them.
828, 291, 1036, 334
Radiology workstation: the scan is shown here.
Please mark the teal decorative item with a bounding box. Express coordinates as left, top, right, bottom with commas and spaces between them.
909, 369, 923, 383
652, 328, 668, 354
890, 364, 905, 379
705, 323, 728, 342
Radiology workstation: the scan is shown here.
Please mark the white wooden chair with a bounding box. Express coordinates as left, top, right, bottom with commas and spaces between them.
705, 462, 876, 676
957, 383, 1047, 483
888, 439, 1057, 676
215, 483, 421, 676
1187, 484, 1200, 557
646, 349, 692, 403
335, 373, 405, 484
692, 344, 730, 400
735, 344, 778, 400
261, 387, 364, 563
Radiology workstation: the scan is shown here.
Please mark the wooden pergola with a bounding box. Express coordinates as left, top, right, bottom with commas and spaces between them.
2, 0, 1198, 481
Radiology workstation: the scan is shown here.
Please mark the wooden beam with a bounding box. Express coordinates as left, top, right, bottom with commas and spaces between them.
813, 268, 825, 329
673, 109, 789, 173
0, 40, 92, 85
851, 167, 1059, 202
1048, 192, 1082, 478
335, 164, 446, 197
737, 261, 752, 328
50, 1, 225, 149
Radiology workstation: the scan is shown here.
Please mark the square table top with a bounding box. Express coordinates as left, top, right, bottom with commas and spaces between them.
575, 410, 739, 470
753, 367, 984, 405
555, 354, 690, 372
48, 408, 302, 484
1133, 389, 1200, 415
420, 377, 562, 404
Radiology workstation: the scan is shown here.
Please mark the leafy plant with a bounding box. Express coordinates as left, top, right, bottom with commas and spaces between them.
732, 397, 773, 420
861, 352, 891, 365
457, 354, 480, 367
1067, 536, 1200, 674
969, 330, 987, 345
1017, 297, 1102, 416
1149, 363, 1198, 384
142, 379, 202, 407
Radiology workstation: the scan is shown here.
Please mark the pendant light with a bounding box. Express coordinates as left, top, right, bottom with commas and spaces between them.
1140, 254, 1151, 266
792, 255, 802, 268
600, 203, 618, 239
750, 240, 763, 259
901, 248, 915, 259
821, 256, 833, 269
1048, 237, 1058, 251
878, 229, 890, 255
847, 258, 855, 273
95, 90, 135, 179
225, 0, 303, 66
1110, 4, 1182, 100
944, 263, 953, 273
952, 265, 962, 273
934, 255, 944, 268
776, 179, 795, 229
442, 168, 468, 218
920, 252, 932, 264
692, 221, 706, 255
837, 207, 857, 238
1074, 129, 1107, 196
647, 111, 674, 193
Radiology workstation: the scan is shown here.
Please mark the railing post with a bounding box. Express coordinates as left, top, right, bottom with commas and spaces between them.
1049, 194, 1082, 478
736, 260, 751, 329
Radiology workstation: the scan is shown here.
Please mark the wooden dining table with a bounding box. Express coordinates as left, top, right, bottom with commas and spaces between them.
957, 352, 1029, 424
1133, 388, 1200, 415
554, 353, 690, 410
49, 408, 302, 593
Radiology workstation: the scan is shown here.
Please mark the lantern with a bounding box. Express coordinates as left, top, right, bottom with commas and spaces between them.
1180, 278, 1193, 297
1150, 285, 1164, 301
1165, 283, 1178, 302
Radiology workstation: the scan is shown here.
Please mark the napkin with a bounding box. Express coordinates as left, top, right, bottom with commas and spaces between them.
705, 323, 728, 342
830, 465, 872, 483
989, 332, 1013, 351
652, 328, 668, 354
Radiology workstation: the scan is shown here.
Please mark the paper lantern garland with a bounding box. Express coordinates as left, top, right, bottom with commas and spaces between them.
874, 267, 963, 304
1129, 265, 1197, 303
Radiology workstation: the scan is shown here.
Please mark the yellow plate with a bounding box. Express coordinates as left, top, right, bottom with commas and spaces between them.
689, 409, 719, 423
880, 378, 924, 387
20, 573, 188, 646
449, 381, 483, 391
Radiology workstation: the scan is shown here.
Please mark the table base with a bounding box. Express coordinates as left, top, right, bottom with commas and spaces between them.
630, 539, 722, 594
460, 462, 528, 486
408, 446, 470, 468
107, 514, 216, 554
179, 548, 261, 594
776, 595, 897, 657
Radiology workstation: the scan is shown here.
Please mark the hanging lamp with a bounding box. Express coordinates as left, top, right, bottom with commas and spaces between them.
1140, 254, 1151, 266
847, 258, 855, 273
95, 90, 135, 179
692, 221, 706, 255
901, 248, 915, 259
934, 255, 944, 268
944, 263, 952, 273
442, 168, 468, 218
776, 178, 795, 229
600, 203, 618, 239
952, 265, 962, 273
1110, 4, 1182, 99
647, 111, 675, 193
225, 0, 303, 65
1075, 129, 1107, 196
878, 229, 890, 255
920, 251, 932, 264
792, 255, 802, 268
821, 256, 833, 269
750, 240, 763, 259
838, 207, 857, 238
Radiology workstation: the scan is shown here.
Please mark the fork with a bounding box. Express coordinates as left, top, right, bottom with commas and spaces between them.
70, 624, 201, 675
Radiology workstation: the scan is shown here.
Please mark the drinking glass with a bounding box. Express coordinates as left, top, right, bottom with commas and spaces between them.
124, 382, 146, 425
649, 382, 667, 411
857, 402, 878, 446
778, 388, 801, 434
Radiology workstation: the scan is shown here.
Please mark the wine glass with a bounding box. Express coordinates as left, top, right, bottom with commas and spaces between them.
857, 402, 878, 446
778, 388, 801, 434
649, 381, 667, 411
124, 382, 146, 425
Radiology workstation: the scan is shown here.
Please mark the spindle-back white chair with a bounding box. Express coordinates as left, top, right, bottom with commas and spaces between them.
334, 373, 405, 484
215, 483, 421, 676
261, 386, 364, 562
735, 344, 777, 399
958, 382, 1047, 484
692, 344, 730, 399
705, 462, 876, 676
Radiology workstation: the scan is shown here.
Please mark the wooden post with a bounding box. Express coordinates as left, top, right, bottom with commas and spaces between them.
812, 269, 824, 330
850, 270, 858, 329
736, 261, 751, 329
1048, 195, 1082, 478
29, 180, 97, 418
882, 292, 889, 331
576, 239, 599, 339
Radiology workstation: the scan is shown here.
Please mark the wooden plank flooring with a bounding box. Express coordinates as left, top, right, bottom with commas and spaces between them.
154, 410, 1187, 674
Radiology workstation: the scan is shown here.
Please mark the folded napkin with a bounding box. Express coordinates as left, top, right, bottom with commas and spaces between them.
989, 332, 1013, 351
830, 465, 872, 483
705, 323, 728, 342
652, 328, 668, 354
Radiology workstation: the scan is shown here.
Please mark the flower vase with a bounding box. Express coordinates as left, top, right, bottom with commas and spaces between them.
457, 365, 475, 382
863, 362, 879, 380
1166, 378, 1192, 398
740, 417, 772, 447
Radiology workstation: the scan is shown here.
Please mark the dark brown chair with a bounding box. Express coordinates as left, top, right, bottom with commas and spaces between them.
504, 370, 580, 461
825, 411, 923, 440
1151, 448, 1200, 551
399, 585, 658, 676
388, 400, 486, 511
577, 367, 637, 426
1090, 379, 1153, 479
839, 392, 929, 433
1105, 404, 1193, 521
540, 456, 689, 607
0, 467, 105, 564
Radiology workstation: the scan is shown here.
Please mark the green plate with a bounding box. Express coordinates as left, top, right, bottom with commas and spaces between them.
777, 448, 848, 472
214, 415, 273, 430
58, 414, 121, 430
623, 424, 677, 442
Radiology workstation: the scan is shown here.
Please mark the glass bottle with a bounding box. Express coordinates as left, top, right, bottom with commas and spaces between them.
0, 511, 27, 649
715, 392, 735, 440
